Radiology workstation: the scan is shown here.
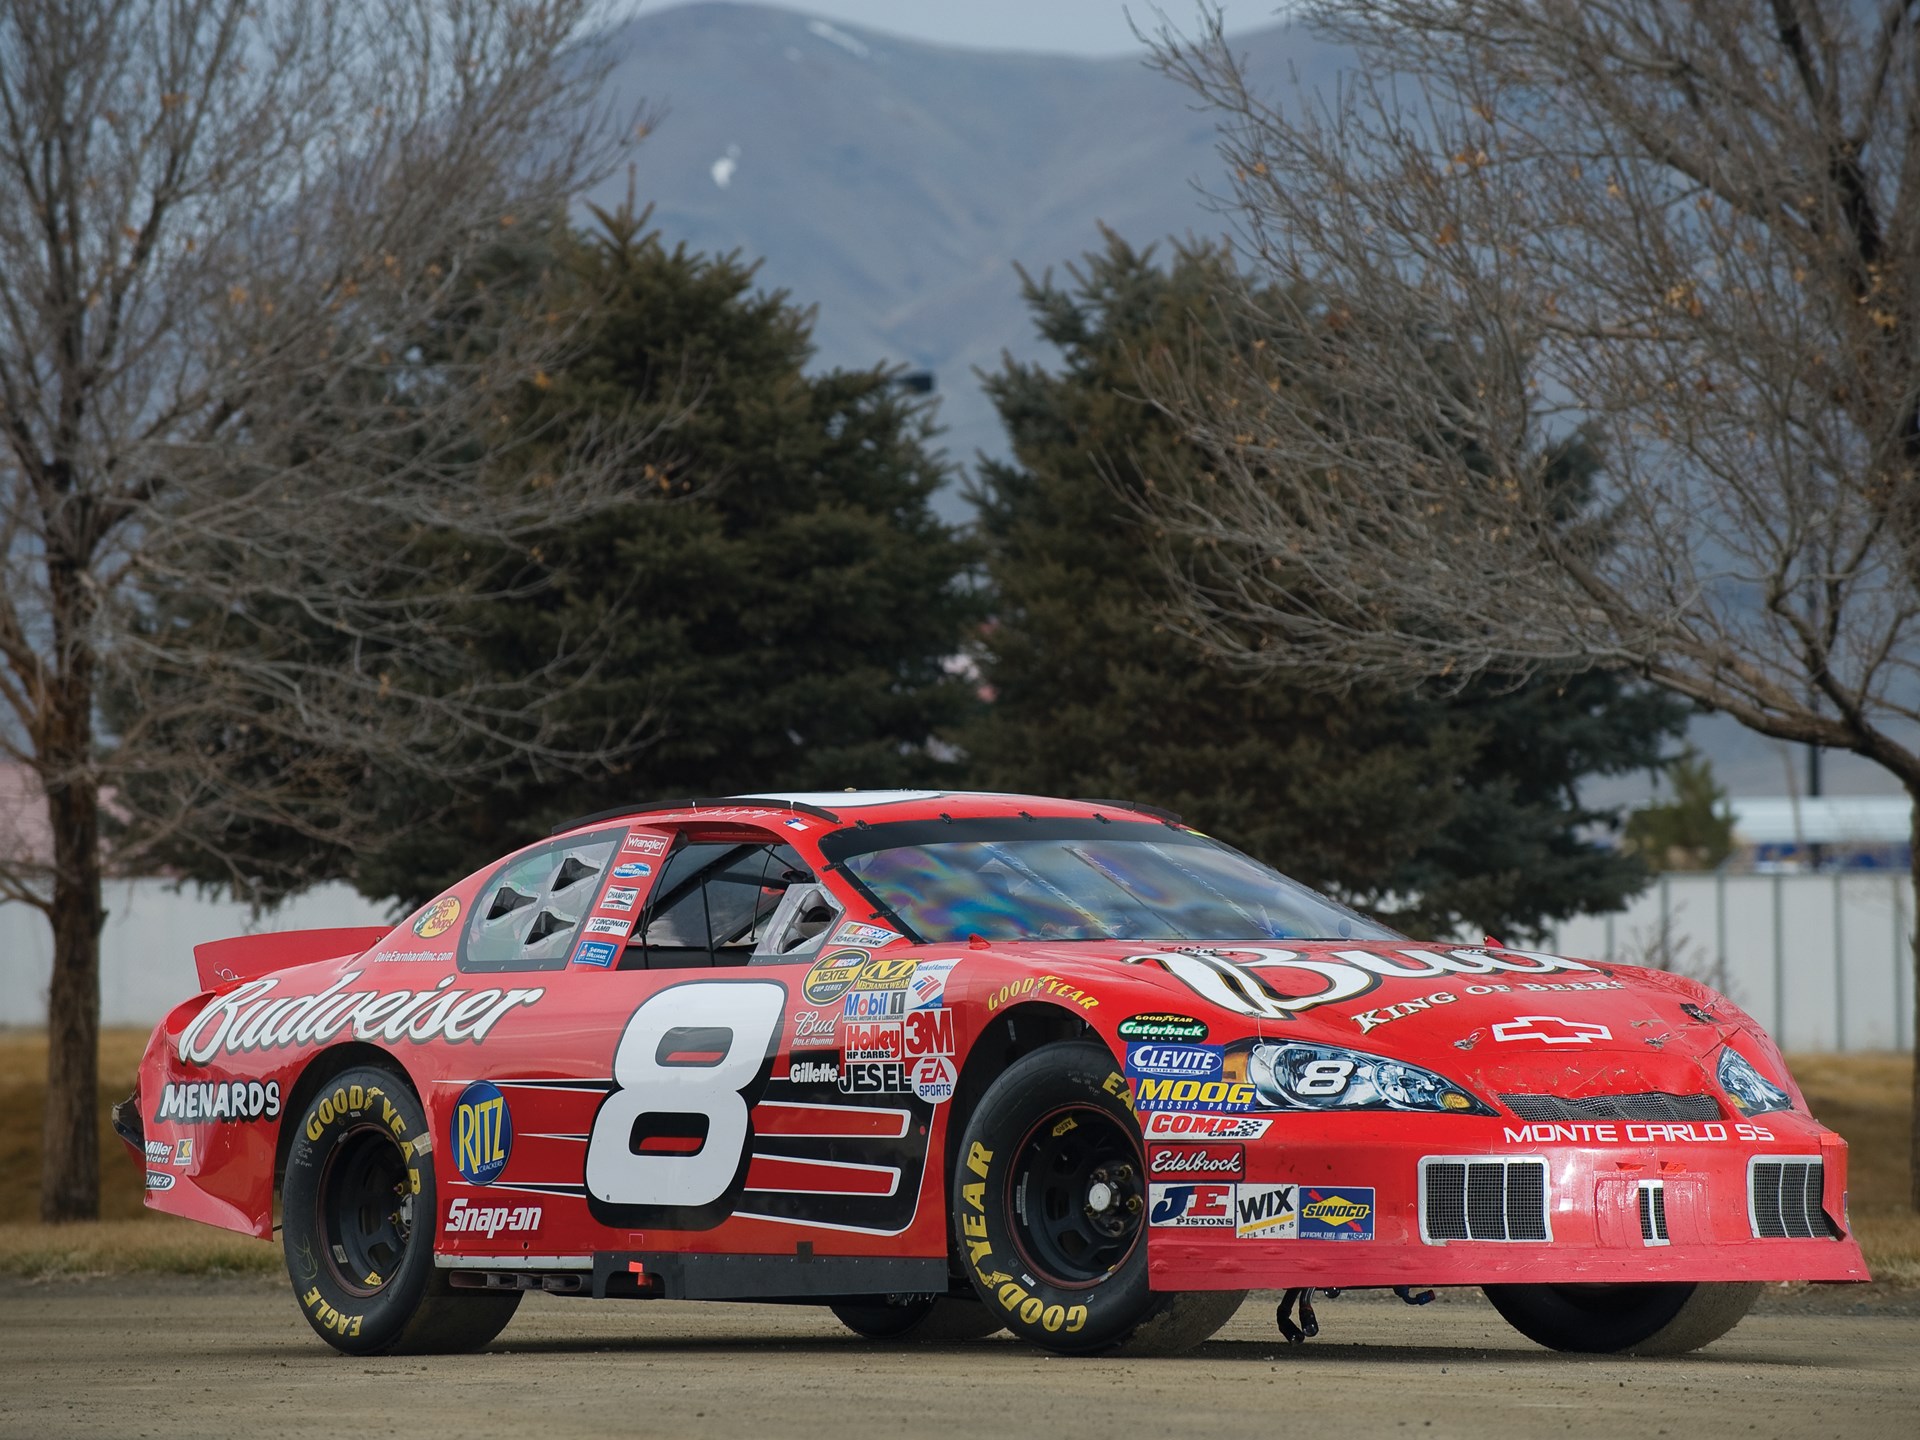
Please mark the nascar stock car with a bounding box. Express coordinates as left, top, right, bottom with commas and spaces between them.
116, 791, 1866, 1358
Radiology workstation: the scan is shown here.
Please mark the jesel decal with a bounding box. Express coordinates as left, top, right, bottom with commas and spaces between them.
178, 972, 541, 1065
1127, 946, 1599, 1022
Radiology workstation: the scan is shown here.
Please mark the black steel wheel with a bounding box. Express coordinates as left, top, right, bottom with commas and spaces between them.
954, 1041, 1246, 1355
281, 1064, 519, 1355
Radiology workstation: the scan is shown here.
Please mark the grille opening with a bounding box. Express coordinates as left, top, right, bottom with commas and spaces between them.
1423, 1158, 1549, 1242
1501, 1092, 1721, 1122
1638, 1182, 1669, 1245
1750, 1159, 1836, 1239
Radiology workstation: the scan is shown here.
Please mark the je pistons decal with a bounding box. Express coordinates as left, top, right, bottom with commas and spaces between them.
452, 1081, 513, 1186
413, 895, 461, 939
1126, 945, 1601, 1022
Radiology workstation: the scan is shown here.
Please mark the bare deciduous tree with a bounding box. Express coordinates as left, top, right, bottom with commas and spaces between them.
0, 0, 654, 1221
1141, 2, 1920, 1205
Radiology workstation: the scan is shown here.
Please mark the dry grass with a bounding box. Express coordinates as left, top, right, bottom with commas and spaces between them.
0, 1029, 1913, 1280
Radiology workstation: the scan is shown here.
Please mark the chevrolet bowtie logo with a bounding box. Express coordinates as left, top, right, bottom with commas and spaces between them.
1491, 1015, 1612, 1045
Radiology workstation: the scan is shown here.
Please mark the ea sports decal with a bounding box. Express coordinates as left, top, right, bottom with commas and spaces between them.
413, 895, 462, 939
452, 1081, 513, 1186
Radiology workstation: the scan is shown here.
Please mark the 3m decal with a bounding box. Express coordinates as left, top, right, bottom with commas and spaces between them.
585, 980, 785, 1227
413, 895, 462, 939
1127, 946, 1599, 1021
1117, 1013, 1209, 1043
452, 1081, 513, 1186
1234, 1182, 1299, 1239
177, 973, 542, 1064
903, 1007, 956, 1058
1299, 1186, 1375, 1240
1148, 1183, 1234, 1228
153, 1079, 281, 1124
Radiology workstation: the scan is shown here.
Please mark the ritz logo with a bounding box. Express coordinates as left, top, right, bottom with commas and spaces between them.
452, 1081, 513, 1186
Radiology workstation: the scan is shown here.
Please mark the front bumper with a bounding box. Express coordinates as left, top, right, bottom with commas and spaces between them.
1144, 1111, 1869, 1290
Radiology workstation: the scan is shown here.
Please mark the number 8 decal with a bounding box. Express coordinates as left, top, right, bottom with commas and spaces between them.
585, 981, 786, 1224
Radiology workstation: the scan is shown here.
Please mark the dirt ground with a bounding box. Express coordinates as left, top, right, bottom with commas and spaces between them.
1, 1277, 1914, 1440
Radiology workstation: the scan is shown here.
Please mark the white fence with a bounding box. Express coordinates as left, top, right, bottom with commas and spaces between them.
1545, 871, 1914, 1053
0, 872, 1912, 1053
0, 879, 392, 1028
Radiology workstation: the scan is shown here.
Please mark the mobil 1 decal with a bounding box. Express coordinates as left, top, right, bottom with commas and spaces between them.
1123, 945, 1604, 1021
580, 977, 937, 1236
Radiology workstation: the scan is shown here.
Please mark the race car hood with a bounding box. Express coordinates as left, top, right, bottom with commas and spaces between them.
958, 937, 1797, 1113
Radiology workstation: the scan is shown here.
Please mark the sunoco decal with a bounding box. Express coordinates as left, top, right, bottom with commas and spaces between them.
177, 972, 542, 1065
1127, 946, 1600, 1021
1299, 1186, 1374, 1240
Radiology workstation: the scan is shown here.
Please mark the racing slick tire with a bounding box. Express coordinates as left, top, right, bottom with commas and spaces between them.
828, 1295, 1007, 1341
955, 1041, 1247, 1356
1482, 1281, 1762, 1355
281, 1064, 520, 1356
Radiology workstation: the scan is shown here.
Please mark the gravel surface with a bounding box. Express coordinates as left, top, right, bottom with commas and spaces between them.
1, 1276, 1915, 1439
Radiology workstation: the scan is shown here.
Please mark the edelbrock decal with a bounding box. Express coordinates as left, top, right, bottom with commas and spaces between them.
177, 972, 542, 1065
1126, 946, 1600, 1021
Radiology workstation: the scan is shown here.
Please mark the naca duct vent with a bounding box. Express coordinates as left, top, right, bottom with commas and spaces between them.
1421, 1157, 1550, 1242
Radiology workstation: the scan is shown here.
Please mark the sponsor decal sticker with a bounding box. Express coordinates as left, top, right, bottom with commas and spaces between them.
783, 818, 810, 832
854, 955, 918, 991
572, 940, 618, 968
1134, 1076, 1256, 1114
145, 1170, 176, 1192
176, 972, 542, 1064
792, 1009, 837, 1044
154, 1078, 282, 1124
1118, 1013, 1210, 1043
1125, 1043, 1224, 1081
1148, 1182, 1234, 1228
787, 1052, 841, 1085
1491, 1015, 1612, 1046
911, 1055, 957, 1103
845, 1020, 902, 1061
1143, 1112, 1272, 1139
583, 916, 630, 937
452, 1081, 513, 1186
903, 1007, 956, 1058
842, 989, 908, 1020
803, 948, 868, 1004
174, 1138, 193, 1164
985, 975, 1099, 1012
623, 833, 669, 856
839, 1060, 910, 1095
832, 921, 899, 948
602, 886, 640, 912
445, 1197, 542, 1238
909, 958, 959, 1010
413, 895, 462, 939
144, 1141, 173, 1166
612, 861, 653, 879
1299, 1185, 1375, 1241
1146, 1142, 1246, 1180
1233, 1182, 1299, 1239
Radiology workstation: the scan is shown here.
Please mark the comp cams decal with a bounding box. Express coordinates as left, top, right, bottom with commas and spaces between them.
177, 973, 542, 1065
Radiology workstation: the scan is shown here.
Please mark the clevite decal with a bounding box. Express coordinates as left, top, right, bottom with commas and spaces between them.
177, 972, 542, 1065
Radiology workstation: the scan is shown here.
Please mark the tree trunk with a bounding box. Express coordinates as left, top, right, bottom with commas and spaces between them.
38, 554, 103, 1224
1910, 784, 1920, 1213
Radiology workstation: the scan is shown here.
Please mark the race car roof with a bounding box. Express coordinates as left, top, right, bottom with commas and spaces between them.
550, 791, 1183, 836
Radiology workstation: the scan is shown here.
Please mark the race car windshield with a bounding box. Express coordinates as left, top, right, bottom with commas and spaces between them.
822, 817, 1394, 944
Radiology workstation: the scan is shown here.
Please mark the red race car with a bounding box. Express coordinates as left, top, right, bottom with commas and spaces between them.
117, 790, 1866, 1357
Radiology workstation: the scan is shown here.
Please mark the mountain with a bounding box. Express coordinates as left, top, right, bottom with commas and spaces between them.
584, 4, 1344, 509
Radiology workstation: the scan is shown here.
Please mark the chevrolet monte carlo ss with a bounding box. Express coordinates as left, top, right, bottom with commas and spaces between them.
117, 791, 1866, 1357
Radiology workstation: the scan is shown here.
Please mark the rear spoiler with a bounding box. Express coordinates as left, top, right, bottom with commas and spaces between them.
192, 926, 393, 993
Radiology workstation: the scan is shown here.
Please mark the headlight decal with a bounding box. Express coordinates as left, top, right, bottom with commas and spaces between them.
1716, 1045, 1794, 1116
1245, 1041, 1495, 1115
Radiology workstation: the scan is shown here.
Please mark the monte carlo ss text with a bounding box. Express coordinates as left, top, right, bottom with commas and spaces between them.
116, 791, 1865, 1357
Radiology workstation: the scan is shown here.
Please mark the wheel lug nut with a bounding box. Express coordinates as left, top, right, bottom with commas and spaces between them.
1125, 1195, 1142, 1213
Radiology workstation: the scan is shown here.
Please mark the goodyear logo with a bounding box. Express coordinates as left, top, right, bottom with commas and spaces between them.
803, 948, 869, 1003
452, 1081, 512, 1186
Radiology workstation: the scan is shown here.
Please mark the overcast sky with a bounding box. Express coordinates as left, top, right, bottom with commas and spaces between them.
631, 1, 1277, 56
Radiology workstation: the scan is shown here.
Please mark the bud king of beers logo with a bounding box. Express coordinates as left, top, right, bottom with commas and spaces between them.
1146, 1142, 1245, 1180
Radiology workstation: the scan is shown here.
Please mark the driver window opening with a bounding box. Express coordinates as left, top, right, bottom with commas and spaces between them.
621, 841, 815, 970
